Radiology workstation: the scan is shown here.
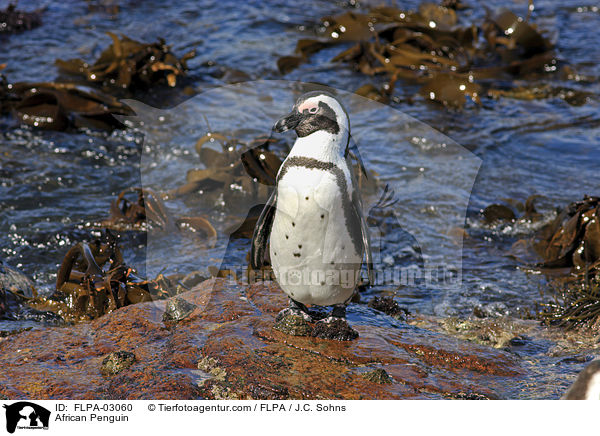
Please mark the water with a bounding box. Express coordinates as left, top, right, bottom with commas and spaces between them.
1, 0, 599, 398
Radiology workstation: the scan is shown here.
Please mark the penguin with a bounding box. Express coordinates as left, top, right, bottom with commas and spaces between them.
562, 360, 600, 400
251, 91, 372, 323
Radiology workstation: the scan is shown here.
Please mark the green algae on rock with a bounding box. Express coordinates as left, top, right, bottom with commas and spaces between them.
273, 314, 312, 336
163, 297, 197, 324
101, 351, 137, 376
362, 368, 392, 384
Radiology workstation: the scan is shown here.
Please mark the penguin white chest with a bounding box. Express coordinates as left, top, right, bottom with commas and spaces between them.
270, 166, 361, 306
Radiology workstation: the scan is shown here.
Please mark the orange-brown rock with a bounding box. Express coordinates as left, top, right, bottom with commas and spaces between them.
0, 279, 523, 399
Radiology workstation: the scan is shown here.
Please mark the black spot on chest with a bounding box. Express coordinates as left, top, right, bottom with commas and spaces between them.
276, 157, 364, 257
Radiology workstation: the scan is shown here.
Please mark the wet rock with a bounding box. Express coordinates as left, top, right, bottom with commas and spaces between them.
450, 392, 490, 400
0, 261, 35, 319
0, 261, 35, 298
311, 319, 359, 341
362, 368, 392, 384
508, 335, 529, 347
312, 319, 358, 341
0, 279, 525, 399
473, 302, 509, 319
101, 351, 136, 376
273, 314, 312, 337
557, 355, 595, 365
368, 296, 408, 321
197, 356, 226, 381
0, 327, 32, 338
163, 297, 197, 324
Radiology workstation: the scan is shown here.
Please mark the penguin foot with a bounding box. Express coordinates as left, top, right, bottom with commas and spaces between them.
276, 307, 313, 322
317, 304, 346, 324
275, 297, 314, 322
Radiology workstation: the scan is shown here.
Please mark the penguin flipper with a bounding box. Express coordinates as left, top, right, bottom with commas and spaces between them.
250, 188, 277, 270
352, 188, 374, 284
346, 152, 373, 285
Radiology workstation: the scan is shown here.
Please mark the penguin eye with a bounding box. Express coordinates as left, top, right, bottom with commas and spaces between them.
308, 106, 318, 114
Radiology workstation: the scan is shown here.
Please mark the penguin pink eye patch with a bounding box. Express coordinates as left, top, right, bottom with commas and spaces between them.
298, 101, 319, 114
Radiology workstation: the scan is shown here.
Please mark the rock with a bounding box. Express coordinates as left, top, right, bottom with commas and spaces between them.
273, 314, 312, 336
312, 319, 359, 341
508, 335, 529, 347
450, 392, 490, 400
473, 302, 509, 319
163, 297, 197, 324
363, 368, 392, 384
368, 296, 409, 321
101, 351, 136, 376
0, 279, 524, 399
0, 261, 35, 298
0, 261, 35, 319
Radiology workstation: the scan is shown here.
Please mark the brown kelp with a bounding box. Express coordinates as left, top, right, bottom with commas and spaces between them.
277, 2, 587, 107
0, 76, 132, 130
167, 133, 283, 204
535, 196, 600, 272
9, 81, 132, 130
56, 32, 196, 91
534, 196, 600, 328
28, 231, 207, 322
0, 4, 42, 34
540, 275, 600, 329
101, 187, 217, 242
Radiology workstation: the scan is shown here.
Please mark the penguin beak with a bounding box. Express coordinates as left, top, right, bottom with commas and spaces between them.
274, 110, 301, 133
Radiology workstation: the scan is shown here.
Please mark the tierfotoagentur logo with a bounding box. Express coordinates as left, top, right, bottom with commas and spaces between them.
2, 402, 50, 433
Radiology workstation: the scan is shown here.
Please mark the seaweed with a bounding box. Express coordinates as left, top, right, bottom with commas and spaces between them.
539, 273, 600, 329
0, 4, 42, 34
277, 1, 582, 107
28, 230, 206, 321
534, 196, 600, 328
101, 187, 217, 241
56, 32, 196, 92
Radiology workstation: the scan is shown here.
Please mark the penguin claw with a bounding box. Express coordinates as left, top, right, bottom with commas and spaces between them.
318, 316, 346, 324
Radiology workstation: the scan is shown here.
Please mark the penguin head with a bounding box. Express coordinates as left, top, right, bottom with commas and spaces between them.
274, 91, 349, 140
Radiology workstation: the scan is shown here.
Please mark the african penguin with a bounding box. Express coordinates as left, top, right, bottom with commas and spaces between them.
251, 91, 372, 322
562, 360, 600, 400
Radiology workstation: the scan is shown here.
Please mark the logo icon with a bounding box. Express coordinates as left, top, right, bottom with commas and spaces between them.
3, 402, 50, 433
